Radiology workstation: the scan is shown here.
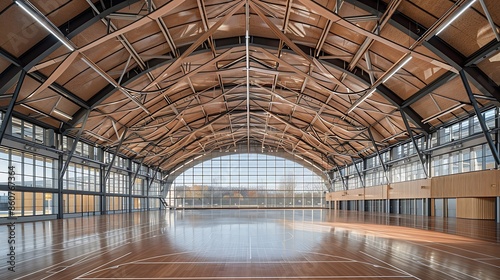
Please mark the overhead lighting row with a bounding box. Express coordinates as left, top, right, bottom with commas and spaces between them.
346, 0, 476, 115
347, 53, 413, 114
435, 0, 477, 36
53, 108, 72, 120
15, 0, 74, 51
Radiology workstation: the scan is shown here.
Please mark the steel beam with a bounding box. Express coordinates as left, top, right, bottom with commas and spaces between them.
367, 127, 389, 184
402, 71, 456, 108
29, 71, 90, 109
401, 112, 428, 178
478, 0, 500, 42
460, 70, 500, 165
104, 127, 129, 182
59, 110, 90, 180
351, 157, 365, 188
0, 47, 21, 67
147, 167, 160, 192
345, 0, 500, 104
0, 70, 25, 144
0, 0, 140, 92
323, 58, 430, 132
464, 40, 500, 67
57, 154, 64, 219
0, 66, 22, 97
131, 158, 145, 186
334, 164, 348, 190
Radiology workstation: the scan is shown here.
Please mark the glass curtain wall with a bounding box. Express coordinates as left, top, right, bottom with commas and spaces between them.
168, 153, 327, 208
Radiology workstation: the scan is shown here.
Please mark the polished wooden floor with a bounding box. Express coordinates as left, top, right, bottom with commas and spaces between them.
1, 209, 500, 279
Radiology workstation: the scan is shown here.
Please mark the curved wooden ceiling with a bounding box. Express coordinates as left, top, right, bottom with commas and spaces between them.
0, 0, 499, 172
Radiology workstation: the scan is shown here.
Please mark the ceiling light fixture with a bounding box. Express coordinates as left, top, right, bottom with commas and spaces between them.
422, 103, 466, 123
15, 0, 74, 51
53, 108, 72, 120
347, 53, 413, 114
435, 0, 477, 36
346, 88, 376, 114
382, 55, 413, 83
106, 12, 141, 20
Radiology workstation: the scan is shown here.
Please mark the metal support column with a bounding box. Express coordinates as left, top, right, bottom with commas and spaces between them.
351, 158, 365, 188
57, 154, 64, 219
104, 127, 128, 181
131, 158, 144, 186
326, 170, 334, 192
0, 70, 26, 144
367, 127, 390, 184
100, 162, 106, 215
128, 158, 133, 213
334, 164, 347, 191
147, 168, 160, 193
59, 110, 90, 180
401, 111, 429, 178
460, 70, 500, 165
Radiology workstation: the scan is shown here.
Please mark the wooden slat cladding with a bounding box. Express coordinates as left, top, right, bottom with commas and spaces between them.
327, 171, 500, 202
365, 184, 388, 200
457, 197, 496, 219
388, 179, 431, 199
431, 170, 499, 198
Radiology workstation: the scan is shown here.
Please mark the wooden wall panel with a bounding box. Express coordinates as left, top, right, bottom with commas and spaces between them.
364, 185, 387, 200
327, 189, 364, 201
388, 179, 431, 199
456, 197, 495, 219
431, 170, 499, 198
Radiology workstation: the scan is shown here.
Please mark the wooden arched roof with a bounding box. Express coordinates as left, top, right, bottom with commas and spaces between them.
0, 0, 498, 172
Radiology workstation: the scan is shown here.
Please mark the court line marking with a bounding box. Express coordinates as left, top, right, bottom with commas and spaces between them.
474, 257, 500, 260
77, 252, 132, 278
361, 238, 483, 280
360, 251, 421, 280
12, 238, 133, 280
130, 260, 358, 264
1, 216, 155, 251
371, 230, 500, 269
0, 222, 155, 269
76, 276, 415, 279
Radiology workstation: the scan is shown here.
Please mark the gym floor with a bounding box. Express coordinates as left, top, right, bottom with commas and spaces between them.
1, 209, 499, 279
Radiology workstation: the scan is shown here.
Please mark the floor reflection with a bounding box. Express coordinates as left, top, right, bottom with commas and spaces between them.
164, 209, 332, 261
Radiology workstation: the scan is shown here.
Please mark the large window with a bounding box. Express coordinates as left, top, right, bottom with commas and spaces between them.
168, 153, 327, 208
431, 144, 495, 176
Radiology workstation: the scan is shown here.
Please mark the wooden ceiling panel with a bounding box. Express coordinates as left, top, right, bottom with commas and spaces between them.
476, 52, 500, 86
71, 20, 109, 49
2, 0, 495, 172
436, 2, 491, 57
0, 6, 51, 56
40, 0, 90, 26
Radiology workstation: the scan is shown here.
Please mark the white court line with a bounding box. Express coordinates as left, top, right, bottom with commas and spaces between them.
131, 260, 358, 264
369, 229, 500, 259
0, 222, 155, 269
372, 230, 500, 269
362, 239, 482, 280
8, 219, 154, 253
360, 251, 421, 280
77, 252, 132, 278
13, 241, 132, 280
474, 257, 500, 260
413, 259, 478, 280
76, 276, 414, 279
